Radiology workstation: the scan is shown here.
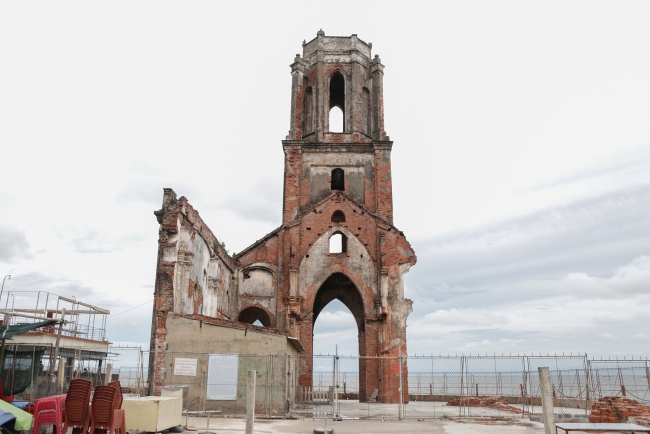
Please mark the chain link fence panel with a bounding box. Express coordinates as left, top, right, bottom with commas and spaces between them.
7, 347, 650, 421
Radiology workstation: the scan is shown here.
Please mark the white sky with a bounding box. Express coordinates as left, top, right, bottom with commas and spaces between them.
1, 1, 649, 357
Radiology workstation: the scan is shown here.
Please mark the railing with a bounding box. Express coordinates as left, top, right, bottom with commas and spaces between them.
301, 386, 332, 404
0, 291, 109, 343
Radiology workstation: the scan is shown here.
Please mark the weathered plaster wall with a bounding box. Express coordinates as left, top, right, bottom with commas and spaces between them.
149, 189, 239, 394
164, 315, 299, 412
159, 198, 235, 318
297, 228, 376, 301
305, 152, 369, 205
166, 314, 298, 356
237, 263, 277, 320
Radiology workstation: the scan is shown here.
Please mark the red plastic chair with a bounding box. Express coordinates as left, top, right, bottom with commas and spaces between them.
31, 394, 66, 434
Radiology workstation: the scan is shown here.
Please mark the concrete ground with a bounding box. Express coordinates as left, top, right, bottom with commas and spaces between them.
179, 416, 546, 434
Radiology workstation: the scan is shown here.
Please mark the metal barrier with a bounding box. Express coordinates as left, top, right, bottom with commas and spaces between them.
8, 348, 650, 421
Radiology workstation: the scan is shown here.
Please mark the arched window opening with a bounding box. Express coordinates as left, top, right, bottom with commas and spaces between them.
238, 307, 271, 328
313, 273, 365, 357
313, 299, 359, 356
303, 85, 313, 136
329, 106, 343, 132
331, 168, 344, 191
329, 232, 347, 254
331, 210, 345, 223
329, 72, 345, 132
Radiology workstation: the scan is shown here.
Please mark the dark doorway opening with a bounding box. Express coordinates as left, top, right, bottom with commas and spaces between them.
238, 307, 271, 328
310, 273, 369, 400
331, 168, 344, 191
329, 72, 345, 132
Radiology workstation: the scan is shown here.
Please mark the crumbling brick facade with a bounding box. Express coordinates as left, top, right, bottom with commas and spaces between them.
149, 31, 416, 404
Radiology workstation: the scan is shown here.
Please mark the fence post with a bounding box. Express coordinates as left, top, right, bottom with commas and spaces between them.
49, 309, 66, 381
398, 352, 403, 420
57, 358, 65, 393
334, 355, 339, 418
524, 356, 531, 418
267, 355, 273, 417
105, 363, 113, 385
246, 370, 256, 434
584, 355, 591, 414
538, 367, 556, 434
459, 357, 464, 418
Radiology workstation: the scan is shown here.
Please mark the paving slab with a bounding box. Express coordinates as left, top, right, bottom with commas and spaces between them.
176, 416, 545, 434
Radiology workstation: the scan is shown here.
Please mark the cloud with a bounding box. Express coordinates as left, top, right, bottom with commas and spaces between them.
55, 226, 147, 254
419, 309, 511, 329
0, 224, 31, 263
217, 178, 282, 224
524, 143, 650, 191
5, 271, 98, 301
1, 272, 150, 346
4, 272, 153, 334
410, 183, 650, 297
406, 255, 650, 356
453, 338, 524, 353
630, 333, 650, 342
315, 310, 357, 328
557, 255, 650, 298
313, 300, 360, 356
106, 300, 154, 346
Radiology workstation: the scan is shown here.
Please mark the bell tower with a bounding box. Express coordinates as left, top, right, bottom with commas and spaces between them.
287, 30, 388, 142
276, 31, 416, 403
283, 30, 395, 224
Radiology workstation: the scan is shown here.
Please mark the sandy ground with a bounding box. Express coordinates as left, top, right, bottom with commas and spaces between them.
176, 416, 546, 434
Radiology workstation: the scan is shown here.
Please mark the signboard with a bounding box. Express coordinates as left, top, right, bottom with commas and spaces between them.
174, 358, 197, 376
207, 354, 238, 400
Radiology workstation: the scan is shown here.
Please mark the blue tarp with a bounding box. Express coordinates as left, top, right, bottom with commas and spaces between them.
0, 407, 17, 433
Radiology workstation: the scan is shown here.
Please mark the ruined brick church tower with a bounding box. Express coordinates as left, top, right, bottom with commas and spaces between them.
150, 31, 416, 404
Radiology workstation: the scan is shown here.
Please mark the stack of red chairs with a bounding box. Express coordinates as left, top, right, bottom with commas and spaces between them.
62, 379, 92, 434
108, 381, 125, 434
88, 385, 119, 434
31, 394, 66, 434
28, 378, 127, 434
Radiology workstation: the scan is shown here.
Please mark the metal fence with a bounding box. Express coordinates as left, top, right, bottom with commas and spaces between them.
3, 344, 148, 402
9, 348, 650, 421
156, 352, 650, 420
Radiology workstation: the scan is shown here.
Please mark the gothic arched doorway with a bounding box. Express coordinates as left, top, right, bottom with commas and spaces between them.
308, 272, 374, 401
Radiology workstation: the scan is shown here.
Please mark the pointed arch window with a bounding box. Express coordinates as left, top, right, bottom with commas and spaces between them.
329, 232, 347, 254
329, 72, 345, 132
331, 168, 344, 191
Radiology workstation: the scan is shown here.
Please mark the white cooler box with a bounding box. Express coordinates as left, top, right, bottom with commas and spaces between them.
122, 396, 182, 432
